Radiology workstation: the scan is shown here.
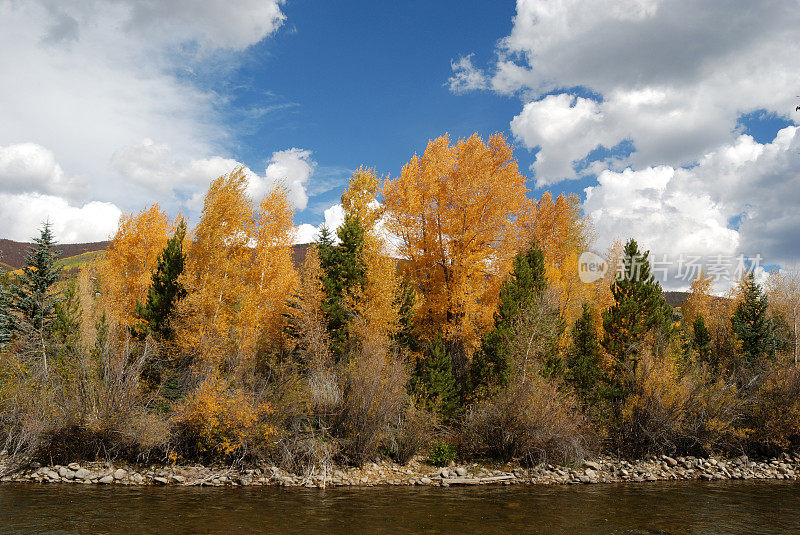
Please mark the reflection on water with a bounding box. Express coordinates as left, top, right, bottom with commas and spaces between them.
2, 480, 798, 534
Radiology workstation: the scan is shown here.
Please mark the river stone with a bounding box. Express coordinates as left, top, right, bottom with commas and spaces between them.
584, 469, 597, 478
584, 461, 600, 471
153, 476, 169, 485
113, 469, 127, 480
75, 468, 92, 480
420, 477, 432, 485
664, 456, 678, 467
439, 468, 450, 478
67, 463, 81, 471
99, 475, 114, 484
455, 467, 467, 477
172, 475, 187, 483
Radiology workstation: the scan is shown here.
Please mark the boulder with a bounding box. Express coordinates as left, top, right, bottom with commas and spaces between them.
98, 475, 114, 484
74, 468, 92, 480
455, 467, 467, 477
113, 468, 127, 480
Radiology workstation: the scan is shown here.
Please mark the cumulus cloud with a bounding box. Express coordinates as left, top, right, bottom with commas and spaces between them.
112, 140, 317, 212
294, 204, 346, 244
0, 192, 121, 243
585, 126, 800, 288
455, 0, 800, 184
0, 0, 287, 241
0, 143, 88, 201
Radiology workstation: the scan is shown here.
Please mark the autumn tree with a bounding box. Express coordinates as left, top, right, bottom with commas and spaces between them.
602, 239, 672, 393
239, 187, 298, 358
101, 204, 174, 330
767, 268, 800, 366
692, 314, 712, 363
731, 272, 775, 366
382, 133, 529, 382
520, 192, 593, 330
177, 169, 298, 370
134, 220, 187, 340
340, 166, 399, 349
0, 270, 12, 349
682, 272, 714, 327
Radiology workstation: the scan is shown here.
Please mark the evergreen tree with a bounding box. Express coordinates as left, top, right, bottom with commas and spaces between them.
731, 272, 775, 365
10, 223, 62, 370
470, 242, 550, 396
52, 276, 82, 353
393, 279, 418, 353
692, 314, 712, 363
566, 303, 602, 402
0, 270, 11, 349
134, 220, 188, 340
318, 216, 367, 358
601, 239, 672, 389
410, 337, 459, 422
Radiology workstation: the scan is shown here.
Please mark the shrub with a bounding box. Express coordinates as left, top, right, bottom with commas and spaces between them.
171, 373, 276, 463
614, 352, 745, 457
386, 403, 435, 464
463, 373, 593, 466
428, 440, 457, 467
333, 342, 408, 465
745, 364, 800, 454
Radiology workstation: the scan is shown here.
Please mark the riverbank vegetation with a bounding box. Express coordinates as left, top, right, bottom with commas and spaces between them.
1, 132, 799, 475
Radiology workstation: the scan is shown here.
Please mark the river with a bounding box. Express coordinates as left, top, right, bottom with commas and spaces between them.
2, 480, 798, 534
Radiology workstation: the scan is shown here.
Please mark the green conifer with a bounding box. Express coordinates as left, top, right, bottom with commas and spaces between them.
731, 272, 775, 364
566, 303, 602, 402
601, 239, 672, 392
134, 220, 188, 340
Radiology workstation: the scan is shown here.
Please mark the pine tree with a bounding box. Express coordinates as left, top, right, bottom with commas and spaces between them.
692, 314, 712, 364
52, 276, 82, 353
393, 279, 418, 353
0, 270, 11, 349
470, 242, 552, 396
318, 215, 367, 358
134, 220, 187, 340
566, 303, 602, 402
731, 272, 775, 365
601, 239, 672, 388
10, 223, 62, 370
410, 337, 459, 422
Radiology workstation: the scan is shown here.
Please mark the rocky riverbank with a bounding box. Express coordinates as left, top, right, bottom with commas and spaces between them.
1, 453, 798, 488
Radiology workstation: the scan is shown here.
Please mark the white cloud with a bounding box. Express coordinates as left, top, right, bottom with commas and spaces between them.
112, 140, 317, 212
0, 192, 121, 243
0, 0, 286, 240
510, 94, 626, 184
258, 148, 316, 210
0, 143, 87, 201
293, 204, 346, 244
447, 54, 488, 94
456, 0, 800, 185
584, 126, 800, 288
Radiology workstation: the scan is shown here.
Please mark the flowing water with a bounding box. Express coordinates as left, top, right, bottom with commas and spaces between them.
2, 480, 799, 534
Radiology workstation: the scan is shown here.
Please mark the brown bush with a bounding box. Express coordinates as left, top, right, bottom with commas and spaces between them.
745, 364, 800, 454
463, 373, 594, 466
333, 341, 409, 465
0, 329, 169, 472
615, 352, 745, 457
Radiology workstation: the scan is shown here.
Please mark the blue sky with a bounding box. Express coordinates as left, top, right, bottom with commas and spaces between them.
1, 0, 800, 289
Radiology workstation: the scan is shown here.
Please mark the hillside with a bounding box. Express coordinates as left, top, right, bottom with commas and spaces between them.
0, 239, 110, 271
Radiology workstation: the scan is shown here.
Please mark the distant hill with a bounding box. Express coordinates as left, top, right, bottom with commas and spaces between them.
663, 291, 690, 308
0, 239, 110, 271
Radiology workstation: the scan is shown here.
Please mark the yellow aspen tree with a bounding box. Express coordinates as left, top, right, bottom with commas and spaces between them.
176, 168, 254, 367
286, 245, 330, 370
766, 267, 800, 365
239, 187, 298, 357
341, 166, 398, 347
521, 192, 594, 331
100, 204, 173, 329
382, 133, 529, 353
682, 271, 714, 326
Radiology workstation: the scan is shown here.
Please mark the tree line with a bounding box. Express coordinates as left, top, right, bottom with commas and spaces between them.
1, 132, 799, 472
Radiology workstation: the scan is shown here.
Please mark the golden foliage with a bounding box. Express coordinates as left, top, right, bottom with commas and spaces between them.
100, 204, 174, 328
172, 373, 276, 458
342, 166, 398, 346
176, 168, 298, 368
682, 271, 714, 326
381, 133, 529, 351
